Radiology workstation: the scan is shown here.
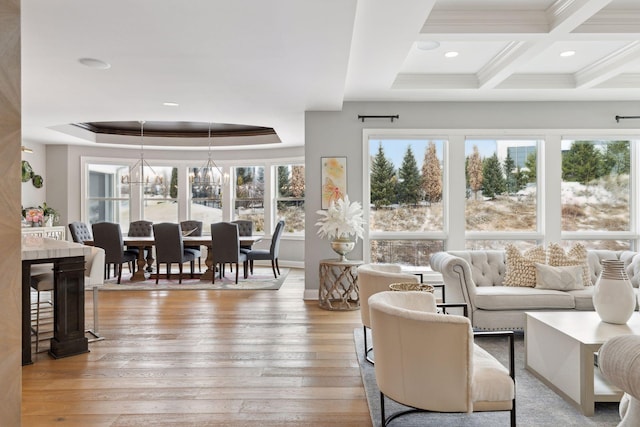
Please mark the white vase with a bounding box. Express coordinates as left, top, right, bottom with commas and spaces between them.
593, 260, 636, 324
330, 237, 355, 262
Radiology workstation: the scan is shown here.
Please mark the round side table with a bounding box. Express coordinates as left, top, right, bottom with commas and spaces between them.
318, 259, 364, 311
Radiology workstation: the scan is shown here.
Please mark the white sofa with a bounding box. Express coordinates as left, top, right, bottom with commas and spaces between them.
430, 249, 640, 330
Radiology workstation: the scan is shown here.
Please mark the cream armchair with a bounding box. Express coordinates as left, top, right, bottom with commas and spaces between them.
599, 335, 640, 427
357, 263, 419, 364
369, 291, 516, 426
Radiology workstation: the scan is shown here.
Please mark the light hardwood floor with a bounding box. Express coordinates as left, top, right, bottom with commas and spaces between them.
22, 268, 372, 426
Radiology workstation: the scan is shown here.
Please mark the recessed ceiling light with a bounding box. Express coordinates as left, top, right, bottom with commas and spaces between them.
560, 50, 576, 57
162, 102, 179, 107
444, 51, 459, 58
78, 57, 111, 69
416, 40, 440, 51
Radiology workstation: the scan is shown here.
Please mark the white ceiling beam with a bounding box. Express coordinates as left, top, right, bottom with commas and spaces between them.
574, 41, 640, 88
392, 73, 479, 90
421, 9, 548, 34
345, 0, 437, 98
475, 0, 612, 90
574, 9, 640, 33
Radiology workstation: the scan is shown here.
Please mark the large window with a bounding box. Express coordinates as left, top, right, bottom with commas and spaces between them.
87, 163, 130, 226
141, 165, 178, 223
363, 131, 639, 266
276, 164, 305, 234
234, 166, 265, 232
367, 138, 446, 265
465, 138, 538, 233
189, 165, 224, 225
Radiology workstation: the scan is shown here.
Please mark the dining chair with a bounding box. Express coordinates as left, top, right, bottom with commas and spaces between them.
231, 219, 254, 254
68, 221, 92, 244
210, 222, 247, 284
152, 222, 196, 284
127, 220, 153, 271
91, 222, 138, 284
246, 219, 284, 278
180, 220, 203, 271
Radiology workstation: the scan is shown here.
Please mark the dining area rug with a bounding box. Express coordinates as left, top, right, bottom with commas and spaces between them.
95, 267, 289, 291
354, 327, 619, 426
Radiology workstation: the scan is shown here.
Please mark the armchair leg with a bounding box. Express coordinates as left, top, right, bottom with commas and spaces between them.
364, 326, 374, 364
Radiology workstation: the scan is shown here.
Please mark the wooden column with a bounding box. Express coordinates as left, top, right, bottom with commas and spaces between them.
0, 0, 22, 424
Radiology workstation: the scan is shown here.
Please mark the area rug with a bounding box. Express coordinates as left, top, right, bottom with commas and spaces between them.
354, 328, 620, 426
95, 268, 288, 291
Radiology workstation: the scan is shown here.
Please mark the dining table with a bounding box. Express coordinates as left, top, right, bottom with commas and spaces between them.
86, 235, 263, 282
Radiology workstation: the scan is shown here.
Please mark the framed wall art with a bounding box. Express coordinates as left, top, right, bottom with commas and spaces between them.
321, 156, 347, 209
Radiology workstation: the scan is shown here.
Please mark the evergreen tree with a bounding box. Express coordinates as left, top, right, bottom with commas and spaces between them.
370, 143, 396, 208
277, 166, 290, 197
290, 165, 305, 198
482, 153, 506, 199
467, 145, 483, 200
398, 146, 422, 205
503, 153, 516, 194
562, 141, 602, 185
169, 167, 178, 199
421, 141, 442, 203
602, 140, 630, 175
524, 151, 537, 183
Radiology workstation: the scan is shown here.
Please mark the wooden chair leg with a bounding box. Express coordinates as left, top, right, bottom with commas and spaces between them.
178, 263, 183, 284
271, 260, 277, 278
275, 258, 280, 275
235, 263, 239, 284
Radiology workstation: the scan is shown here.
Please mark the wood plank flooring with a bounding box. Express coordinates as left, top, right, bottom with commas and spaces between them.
22, 269, 372, 426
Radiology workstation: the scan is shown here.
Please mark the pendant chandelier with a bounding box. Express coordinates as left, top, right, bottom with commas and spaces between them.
191, 123, 229, 193
120, 121, 163, 189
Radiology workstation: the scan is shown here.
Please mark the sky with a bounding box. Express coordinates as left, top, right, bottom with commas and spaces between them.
369, 138, 496, 169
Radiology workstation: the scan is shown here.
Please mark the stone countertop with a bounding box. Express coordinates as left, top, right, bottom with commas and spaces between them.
21, 236, 91, 261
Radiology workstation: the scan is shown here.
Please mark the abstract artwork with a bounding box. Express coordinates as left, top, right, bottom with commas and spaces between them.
321, 156, 346, 209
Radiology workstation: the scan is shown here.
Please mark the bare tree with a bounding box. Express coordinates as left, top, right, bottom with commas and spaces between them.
421, 141, 442, 203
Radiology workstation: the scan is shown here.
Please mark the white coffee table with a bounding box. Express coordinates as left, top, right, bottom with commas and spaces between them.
525, 311, 640, 416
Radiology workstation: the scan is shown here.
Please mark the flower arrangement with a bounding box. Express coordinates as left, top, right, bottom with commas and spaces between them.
25, 208, 44, 226
39, 202, 59, 224
315, 195, 365, 242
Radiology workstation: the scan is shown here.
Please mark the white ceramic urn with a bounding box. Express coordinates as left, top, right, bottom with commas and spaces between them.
593, 260, 636, 324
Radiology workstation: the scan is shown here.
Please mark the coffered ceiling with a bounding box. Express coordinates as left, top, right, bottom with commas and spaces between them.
20, 0, 640, 150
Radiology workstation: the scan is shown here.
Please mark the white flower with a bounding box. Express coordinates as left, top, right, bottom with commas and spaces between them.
315, 195, 365, 242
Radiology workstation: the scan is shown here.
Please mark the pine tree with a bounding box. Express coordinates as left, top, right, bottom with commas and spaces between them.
398, 146, 422, 205
370, 143, 396, 208
524, 151, 537, 183
169, 167, 178, 199
482, 153, 506, 199
290, 165, 305, 197
421, 141, 442, 203
503, 153, 516, 194
602, 140, 630, 175
562, 141, 602, 185
467, 145, 483, 200
277, 166, 290, 197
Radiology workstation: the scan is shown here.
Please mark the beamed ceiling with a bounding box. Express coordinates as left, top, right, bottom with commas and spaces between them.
20, 0, 640, 150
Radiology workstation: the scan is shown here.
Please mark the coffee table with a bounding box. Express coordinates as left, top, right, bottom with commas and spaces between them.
525, 311, 640, 416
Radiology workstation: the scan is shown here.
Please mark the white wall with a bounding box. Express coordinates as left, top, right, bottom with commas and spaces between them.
20, 141, 48, 209
304, 100, 640, 297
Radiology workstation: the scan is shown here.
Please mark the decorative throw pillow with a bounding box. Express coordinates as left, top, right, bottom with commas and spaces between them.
503, 244, 547, 287
547, 242, 591, 286
534, 263, 585, 291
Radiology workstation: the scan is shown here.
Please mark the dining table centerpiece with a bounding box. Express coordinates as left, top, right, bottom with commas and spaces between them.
315, 195, 365, 262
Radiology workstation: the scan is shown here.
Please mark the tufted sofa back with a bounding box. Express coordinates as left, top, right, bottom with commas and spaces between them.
447, 250, 507, 287
444, 249, 640, 288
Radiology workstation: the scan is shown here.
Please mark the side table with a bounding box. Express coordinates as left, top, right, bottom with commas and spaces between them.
319, 259, 364, 310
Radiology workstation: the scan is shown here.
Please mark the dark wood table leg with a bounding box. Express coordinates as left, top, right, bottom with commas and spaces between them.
48, 256, 89, 359
22, 261, 33, 365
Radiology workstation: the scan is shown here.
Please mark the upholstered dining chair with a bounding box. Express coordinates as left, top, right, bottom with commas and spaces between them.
68, 221, 92, 244
180, 220, 203, 271
152, 222, 196, 284
127, 220, 153, 271
369, 291, 516, 427
210, 222, 247, 284
356, 263, 420, 364
231, 219, 254, 254
91, 222, 138, 284
245, 220, 284, 278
